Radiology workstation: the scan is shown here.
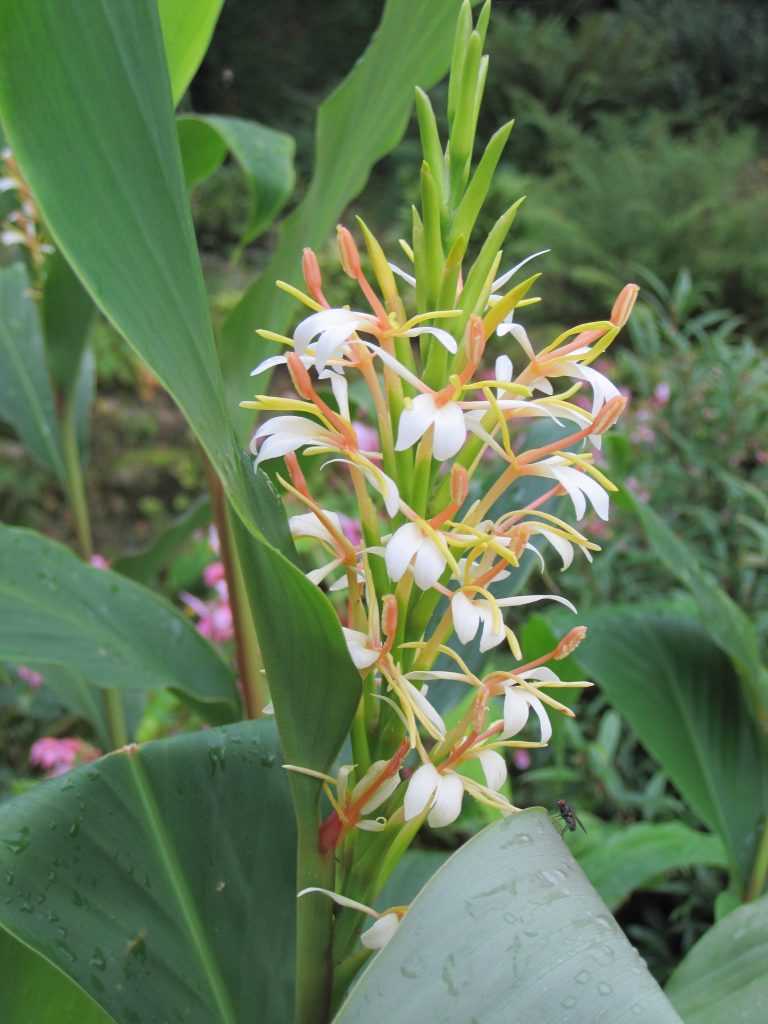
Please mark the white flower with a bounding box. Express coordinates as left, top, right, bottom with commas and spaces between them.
298, 888, 401, 950
500, 675, 554, 743
293, 308, 380, 370
250, 415, 335, 467
526, 456, 611, 521
403, 752, 509, 829
288, 510, 343, 545
451, 590, 577, 653
342, 627, 380, 670
395, 393, 468, 461
384, 522, 446, 589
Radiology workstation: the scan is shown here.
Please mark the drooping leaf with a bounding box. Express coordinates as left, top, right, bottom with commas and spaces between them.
577, 822, 728, 911
0, 719, 296, 1024
666, 893, 768, 1023
0, 525, 239, 723
334, 809, 683, 1022
222, 0, 466, 437
112, 495, 212, 587
178, 114, 295, 246
577, 610, 768, 890
628, 494, 768, 726
0, 261, 65, 481
0, 927, 115, 1024
157, 0, 224, 106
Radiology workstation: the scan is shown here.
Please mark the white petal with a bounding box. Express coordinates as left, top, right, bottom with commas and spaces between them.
477, 750, 508, 791
491, 249, 551, 291
253, 432, 315, 466
503, 688, 531, 737
402, 679, 446, 737
496, 593, 577, 615
412, 538, 446, 590
252, 415, 327, 444
356, 818, 387, 832
361, 912, 400, 949
306, 558, 343, 586
406, 325, 457, 354
520, 667, 560, 682
353, 761, 401, 814
251, 354, 288, 376
388, 261, 416, 287
506, 323, 536, 360
329, 371, 350, 420
395, 394, 437, 452
342, 628, 379, 670
478, 605, 506, 652
432, 403, 467, 461
451, 592, 480, 645
384, 523, 423, 583
289, 511, 342, 544
298, 887, 377, 917
404, 763, 440, 821
538, 529, 575, 571
428, 773, 464, 828
526, 693, 552, 743
294, 308, 375, 350
551, 466, 587, 520
495, 354, 513, 382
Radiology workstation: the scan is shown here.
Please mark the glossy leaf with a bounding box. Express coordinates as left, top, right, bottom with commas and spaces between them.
158, 0, 223, 105
222, 0, 465, 436
178, 114, 295, 245
0, 261, 65, 481
0, 928, 115, 1024
0, 720, 296, 1024
628, 494, 768, 725
577, 610, 768, 889
666, 893, 768, 1023
334, 809, 682, 1022
0, 525, 239, 723
577, 822, 728, 911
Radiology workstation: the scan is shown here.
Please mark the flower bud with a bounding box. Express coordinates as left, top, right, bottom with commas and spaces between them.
337, 224, 361, 279
284, 452, 309, 496
450, 464, 469, 505
467, 315, 486, 367
382, 595, 398, 640
286, 352, 313, 400
302, 247, 325, 303
554, 626, 587, 660
610, 283, 639, 328
592, 394, 627, 434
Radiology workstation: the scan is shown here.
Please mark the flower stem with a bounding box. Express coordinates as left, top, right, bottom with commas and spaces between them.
746, 815, 768, 901
103, 689, 128, 749
61, 396, 92, 560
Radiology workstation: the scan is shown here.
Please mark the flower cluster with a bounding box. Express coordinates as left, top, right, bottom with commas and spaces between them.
0, 147, 53, 271
242, 0, 637, 957
29, 736, 101, 777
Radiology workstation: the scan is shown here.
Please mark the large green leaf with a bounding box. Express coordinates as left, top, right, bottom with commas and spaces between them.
334, 809, 682, 1022
0, 261, 65, 481
577, 822, 728, 911
628, 495, 768, 727
666, 893, 768, 1023
0, 928, 115, 1024
0, 525, 239, 723
178, 114, 295, 246
221, 0, 465, 436
0, 719, 296, 1024
577, 610, 768, 890
158, 0, 223, 106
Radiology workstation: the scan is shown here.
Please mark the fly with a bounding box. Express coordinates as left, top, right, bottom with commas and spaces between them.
556, 799, 586, 836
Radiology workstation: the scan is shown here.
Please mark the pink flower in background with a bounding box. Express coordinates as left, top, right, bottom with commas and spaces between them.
353, 420, 379, 452
631, 424, 656, 445
17, 665, 44, 688
89, 553, 110, 570
180, 590, 234, 644
653, 381, 671, 406
30, 737, 101, 777
756, 450, 768, 465
625, 476, 651, 502
513, 750, 532, 771
339, 514, 363, 547
203, 561, 226, 588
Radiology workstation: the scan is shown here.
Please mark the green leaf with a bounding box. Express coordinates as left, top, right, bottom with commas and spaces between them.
112, 495, 212, 587
157, 0, 223, 106
0, 927, 115, 1024
222, 0, 466, 437
577, 610, 768, 889
334, 809, 683, 1022
0, 719, 296, 1024
0, 525, 239, 723
666, 893, 768, 1023
0, 261, 65, 481
578, 822, 728, 911
36, 664, 110, 747
177, 114, 295, 246
41, 248, 95, 400
629, 495, 768, 725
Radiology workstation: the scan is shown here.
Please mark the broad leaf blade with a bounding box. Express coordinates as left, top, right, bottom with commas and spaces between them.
666, 893, 768, 1023
0, 525, 239, 723
158, 0, 224, 105
0, 262, 65, 481
0, 720, 296, 1024
335, 809, 682, 1022
222, 0, 465, 436
178, 114, 295, 245
577, 610, 768, 889
0, 928, 115, 1024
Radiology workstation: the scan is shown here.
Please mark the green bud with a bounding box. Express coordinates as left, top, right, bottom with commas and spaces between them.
420, 161, 444, 305
414, 88, 445, 208
450, 119, 514, 247
449, 30, 482, 202
447, 0, 473, 127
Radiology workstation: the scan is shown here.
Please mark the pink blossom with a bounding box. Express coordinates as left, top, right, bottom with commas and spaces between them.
653, 382, 671, 406
17, 665, 44, 688
203, 560, 226, 588
89, 553, 110, 570
30, 736, 101, 777
180, 591, 234, 644
625, 476, 650, 502
353, 420, 379, 452
339, 514, 363, 547
512, 750, 531, 771
756, 450, 768, 465
631, 424, 656, 445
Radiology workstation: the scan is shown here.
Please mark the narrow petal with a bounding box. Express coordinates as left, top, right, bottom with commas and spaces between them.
306, 558, 343, 586
298, 887, 377, 917
361, 912, 400, 950
289, 511, 342, 544
252, 415, 327, 444
412, 537, 446, 590
432, 403, 467, 461
428, 773, 464, 828
384, 523, 423, 583
254, 433, 314, 467
406, 325, 457, 354
495, 354, 513, 382
502, 688, 531, 738
478, 605, 506, 652
353, 761, 402, 814
251, 354, 288, 376
451, 592, 480, 645
550, 466, 587, 520
477, 750, 508, 791
496, 593, 578, 615
402, 679, 446, 738
404, 763, 440, 821
526, 693, 552, 743
491, 249, 551, 292
294, 308, 374, 350
395, 394, 437, 452
388, 261, 416, 287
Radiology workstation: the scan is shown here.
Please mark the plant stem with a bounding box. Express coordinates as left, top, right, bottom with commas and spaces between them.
746, 816, 768, 901
104, 688, 128, 748
61, 396, 92, 560
205, 459, 266, 718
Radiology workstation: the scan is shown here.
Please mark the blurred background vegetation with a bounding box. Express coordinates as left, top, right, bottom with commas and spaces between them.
2, 0, 767, 985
